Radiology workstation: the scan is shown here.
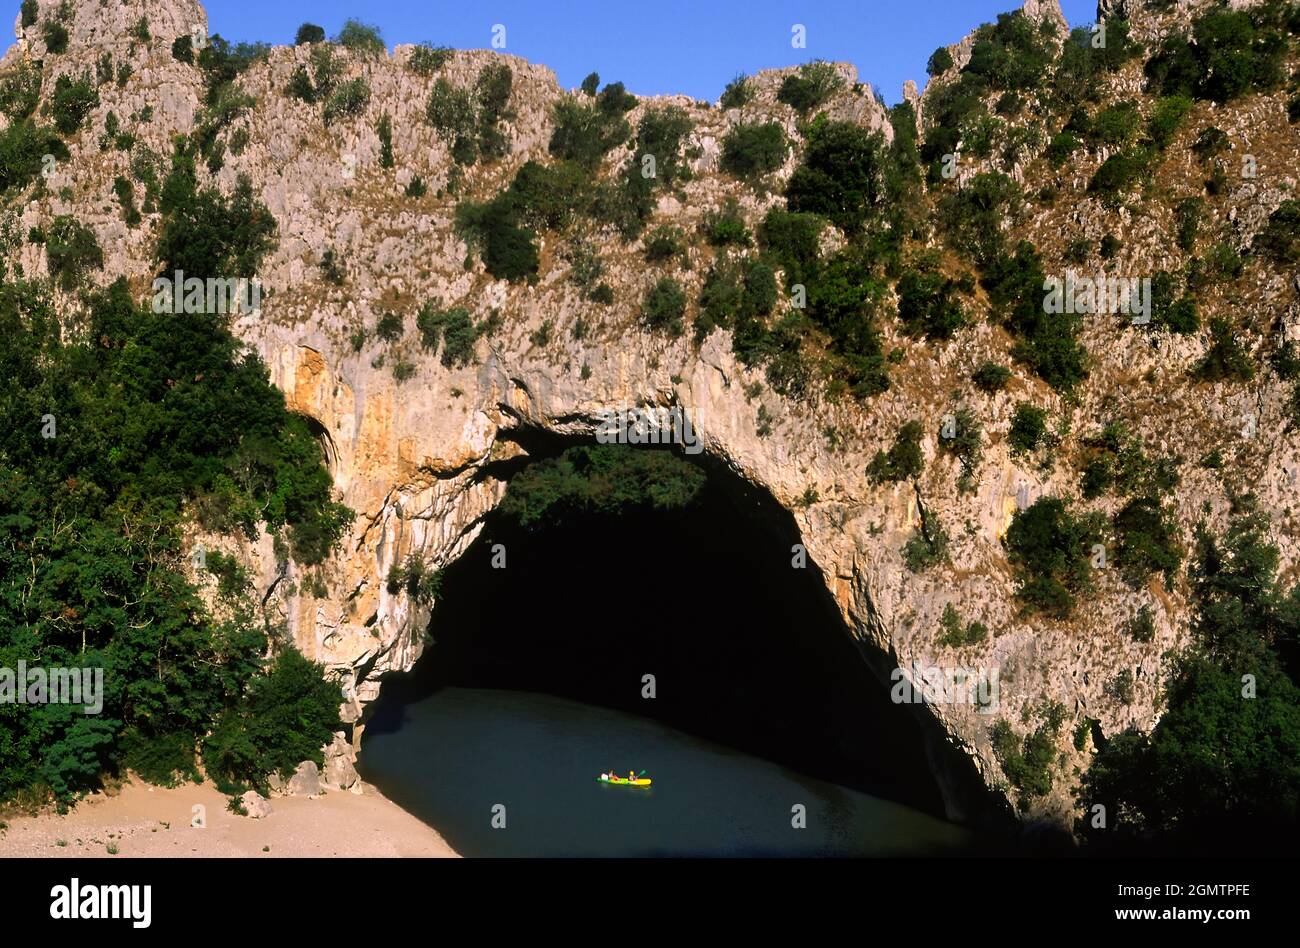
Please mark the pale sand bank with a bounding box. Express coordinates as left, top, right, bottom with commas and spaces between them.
0, 777, 459, 858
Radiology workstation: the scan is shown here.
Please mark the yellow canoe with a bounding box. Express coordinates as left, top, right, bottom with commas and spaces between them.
598, 775, 652, 787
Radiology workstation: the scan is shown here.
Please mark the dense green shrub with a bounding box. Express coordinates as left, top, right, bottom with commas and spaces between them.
49, 73, 100, 135
1008, 402, 1048, 455
0, 63, 41, 121
1113, 494, 1183, 588
1254, 199, 1300, 263
867, 420, 925, 484
409, 43, 453, 75
1145, 5, 1289, 104
702, 200, 751, 247
455, 158, 588, 281
20, 0, 37, 29
416, 302, 480, 367
938, 603, 988, 648
425, 65, 512, 165
286, 43, 341, 105
375, 312, 403, 342
719, 73, 752, 109
596, 81, 638, 115
1088, 148, 1153, 204
43, 21, 69, 54
757, 209, 823, 288
155, 153, 276, 281
923, 11, 1063, 172
548, 96, 631, 169
171, 35, 194, 64
786, 120, 887, 235
694, 256, 775, 341
113, 175, 141, 227
1148, 271, 1200, 334
1078, 421, 1181, 499
44, 215, 103, 290
295, 23, 326, 45
927, 47, 954, 77
776, 61, 844, 114
201, 649, 341, 795
387, 555, 444, 603
972, 361, 1011, 393
1045, 130, 1081, 167
720, 122, 788, 181
1175, 196, 1204, 251
474, 62, 514, 159
804, 252, 891, 398
643, 225, 684, 262
456, 194, 537, 280
896, 270, 966, 340
1147, 95, 1194, 150
642, 277, 687, 336
0, 275, 350, 802
937, 172, 1021, 267
991, 703, 1067, 806
1004, 497, 1102, 618
427, 76, 475, 140
963, 11, 1058, 91
323, 77, 370, 125
981, 240, 1087, 391
0, 120, 67, 194
1194, 316, 1255, 383
903, 515, 950, 573
1088, 100, 1140, 149
336, 19, 385, 55
196, 36, 270, 106
1127, 605, 1156, 643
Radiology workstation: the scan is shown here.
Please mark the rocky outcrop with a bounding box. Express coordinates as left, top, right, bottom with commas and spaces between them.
240, 790, 273, 819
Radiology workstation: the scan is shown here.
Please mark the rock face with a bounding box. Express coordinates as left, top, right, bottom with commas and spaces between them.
286, 761, 322, 797
6, 0, 1298, 829
322, 734, 361, 792
1096, 0, 1129, 21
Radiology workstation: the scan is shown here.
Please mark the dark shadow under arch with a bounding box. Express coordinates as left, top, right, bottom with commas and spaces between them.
366, 432, 1003, 828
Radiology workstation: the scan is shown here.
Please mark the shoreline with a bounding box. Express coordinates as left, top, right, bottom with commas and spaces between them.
0, 776, 460, 858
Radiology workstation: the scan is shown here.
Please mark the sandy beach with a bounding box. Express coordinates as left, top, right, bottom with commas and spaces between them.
0, 777, 459, 858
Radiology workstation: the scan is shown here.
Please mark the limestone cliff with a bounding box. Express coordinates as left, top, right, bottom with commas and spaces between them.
4, 0, 1298, 827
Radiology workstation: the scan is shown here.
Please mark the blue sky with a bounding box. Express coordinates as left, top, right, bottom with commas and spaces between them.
50, 0, 1102, 104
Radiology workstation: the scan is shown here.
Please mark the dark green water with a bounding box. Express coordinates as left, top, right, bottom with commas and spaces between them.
358, 686, 973, 857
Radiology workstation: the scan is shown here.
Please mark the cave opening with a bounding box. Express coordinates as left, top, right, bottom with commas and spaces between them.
362, 433, 967, 838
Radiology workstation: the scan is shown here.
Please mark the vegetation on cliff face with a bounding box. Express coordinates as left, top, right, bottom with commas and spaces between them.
0, 271, 349, 803
0, 109, 348, 803
1077, 495, 1300, 853
497, 445, 706, 530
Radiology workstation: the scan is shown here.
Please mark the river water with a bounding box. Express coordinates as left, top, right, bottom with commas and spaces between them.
359, 686, 974, 857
